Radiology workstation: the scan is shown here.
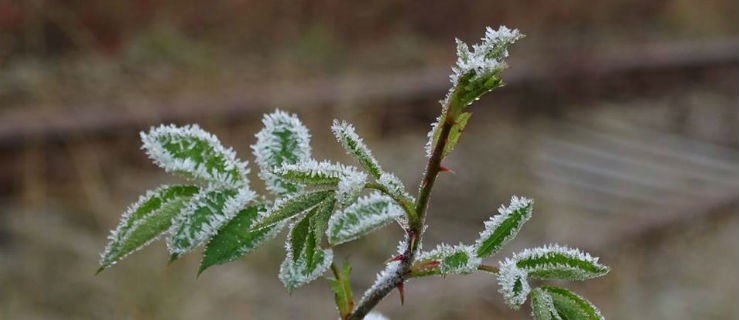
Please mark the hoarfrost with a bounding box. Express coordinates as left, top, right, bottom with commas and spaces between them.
331, 119, 383, 178
141, 124, 249, 187
252, 109, 312, 195
327, 192, 404, 245
497, 258, 531, 309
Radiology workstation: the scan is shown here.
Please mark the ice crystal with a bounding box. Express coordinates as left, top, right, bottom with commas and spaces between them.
252, 110, 312, 195
331, 120, 383, 178
497, 258, 531, 309
141, 124, 249, 187
474, 195, 533, 258
509, 244, 609, 281
327, 192, 404, 245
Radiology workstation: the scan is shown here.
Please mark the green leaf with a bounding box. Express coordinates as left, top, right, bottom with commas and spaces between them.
280, 213, 333, 292
331, 120, 383, 178
497, 258, 531, 309
475, 196, 533, 258
167, 187, 256, 259
449, 27, 523, 108
253, 190, 333, 229
513, 244, 609, 281
288, 210, 314, 263
199, 204, 284, 274
444, 112, 471, 157
327, 192, 404, 246
98, 185, 199, 272
537, 286, 605, 320
413, 244, 481, 276
530, 288, 560, 320
311, 197, 336, 248
252, 110, 312, 196
141, 124, 248, 187
279, 247, 333, 293
329, 262, 354, 319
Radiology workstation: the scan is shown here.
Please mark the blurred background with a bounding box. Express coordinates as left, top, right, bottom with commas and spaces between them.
0, 0, 737, 319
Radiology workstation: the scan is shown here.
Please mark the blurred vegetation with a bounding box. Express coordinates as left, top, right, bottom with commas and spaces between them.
0, 0, 736, 110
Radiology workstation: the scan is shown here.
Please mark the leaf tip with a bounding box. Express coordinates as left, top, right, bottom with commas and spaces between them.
168, 253, 180, 264
95, 266, 106, 275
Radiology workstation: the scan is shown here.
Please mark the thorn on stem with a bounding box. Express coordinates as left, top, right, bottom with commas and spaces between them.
397, 281, 405, 305
439, 166, 455, 174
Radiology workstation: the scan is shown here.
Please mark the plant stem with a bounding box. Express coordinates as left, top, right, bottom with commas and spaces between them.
330, 262, 341, 279
477, 264, 500, 274
347, 100, 458, 320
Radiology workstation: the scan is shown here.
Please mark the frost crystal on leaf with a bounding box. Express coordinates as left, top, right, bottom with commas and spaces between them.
331, 120, 383, 178
450, 26, 524, 86
424, 115, 443, 158
167, 187, 255, 257
510, 244, 609, 281
497, 258, 531, 309
273, 159, 366, 207
279, 248, 333, 292
327, 192, 404, 245
99, 185, 199, 271
415, 244, 481, 275
336, 169, 368, 207
252, 110, 312, 195
141, 124, 249, 188
474, 195, 533, 258
378, 172, 414, 203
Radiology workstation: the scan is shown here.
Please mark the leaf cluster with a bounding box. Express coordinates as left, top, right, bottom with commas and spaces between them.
99, 26, 610, 320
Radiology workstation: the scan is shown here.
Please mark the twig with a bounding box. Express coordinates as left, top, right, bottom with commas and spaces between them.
347, 100, 458, 320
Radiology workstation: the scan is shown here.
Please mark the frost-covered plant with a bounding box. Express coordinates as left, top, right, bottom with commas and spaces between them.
98, 26, 609, 319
